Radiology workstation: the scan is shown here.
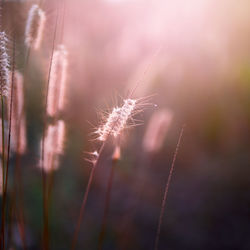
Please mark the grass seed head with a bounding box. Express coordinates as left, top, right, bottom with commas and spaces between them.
39, 120, 66, 172
47, 45, 68, 116
9, 71, 27, 154
0, 31, 10, 97
25, 4, 46, 50
96, 98, 137, 141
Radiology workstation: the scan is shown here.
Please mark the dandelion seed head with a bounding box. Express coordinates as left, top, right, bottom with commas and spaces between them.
0, 31, 10, 97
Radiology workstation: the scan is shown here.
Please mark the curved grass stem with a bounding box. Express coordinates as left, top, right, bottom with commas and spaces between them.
71, 142, 105, 250
97, 158, 116, 250
40, 7, 59, 250
154, 125, 185, 250
1, 95, 6, 249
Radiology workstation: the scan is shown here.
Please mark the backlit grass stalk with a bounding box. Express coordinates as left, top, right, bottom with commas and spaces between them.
119, 109, 173, 249
12, 155, 27, 250
40, 120, 66, 250
154, 125, 185, 250
25, 4, 46, 50
9, 69, 28, 249
0, 30, 10, 249
71, 97, 140, 250
47, 44, 68, 117
97, 146, 120, 250
40, 8, 59, 250
71, 142, 105, 250
3, 35, 16, 250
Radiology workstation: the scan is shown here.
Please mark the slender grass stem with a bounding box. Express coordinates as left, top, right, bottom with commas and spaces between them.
15, 207, 27, 250
11, 153, 27, 250
3, 35, 16, 250
40, 8, 59, 250
97, 158, 116, 250
1, 95, 6, 249
153, 125, 185, 250
47, 168, 55, 205
11, 113, 28, 250
71, 142, 105, 250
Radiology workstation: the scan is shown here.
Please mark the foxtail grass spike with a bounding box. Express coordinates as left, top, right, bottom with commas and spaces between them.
39, 120, 65, 173
8, 71, 27, 154
25, 4, 46, 50
47, 45, 68, 116
0, 31, 10, 97
96, 99, 137, 141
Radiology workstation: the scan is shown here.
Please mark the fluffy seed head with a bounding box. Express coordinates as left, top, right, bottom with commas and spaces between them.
0, 31, 10, 97
25, 4, 46, 50
47, 45, 68, 116
96, 98, 136, 141
39, 120, 65, 172
143, 109, 173, 153
9, 71, 27, 154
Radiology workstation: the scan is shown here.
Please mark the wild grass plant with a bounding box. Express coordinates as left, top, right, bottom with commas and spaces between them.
0, 1, 187, 250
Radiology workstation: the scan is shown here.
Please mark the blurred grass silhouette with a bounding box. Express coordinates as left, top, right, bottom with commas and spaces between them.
0, 0, 250, 249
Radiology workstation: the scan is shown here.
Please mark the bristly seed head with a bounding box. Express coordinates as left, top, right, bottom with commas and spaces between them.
25, 4, 46, 50
39, 120, 66, 172
47, 44, 68, 116
96, 98, 137, 141
0, 31, 10, 97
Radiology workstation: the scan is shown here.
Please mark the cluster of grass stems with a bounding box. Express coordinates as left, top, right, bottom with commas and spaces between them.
0, 1, 185, 250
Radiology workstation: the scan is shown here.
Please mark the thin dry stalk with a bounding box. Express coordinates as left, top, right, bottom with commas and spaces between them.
12, 136, 27, 250
71, 142, 105, 250
2, 34, 16, 250
40, 8, 59, 250
72, 46, 156, 249
0, 30, 10, 250
154, 125, 185, 250
1, 94, 6, 249
97, 154, 118, 250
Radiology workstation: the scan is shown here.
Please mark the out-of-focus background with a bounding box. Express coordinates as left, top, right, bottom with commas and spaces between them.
3, 0, 250, 249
